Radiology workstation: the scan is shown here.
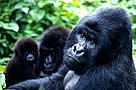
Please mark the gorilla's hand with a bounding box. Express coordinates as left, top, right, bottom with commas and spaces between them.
7, 77, 50, 90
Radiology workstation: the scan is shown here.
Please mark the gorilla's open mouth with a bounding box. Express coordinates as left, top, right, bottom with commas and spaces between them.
67, 54, 80, 63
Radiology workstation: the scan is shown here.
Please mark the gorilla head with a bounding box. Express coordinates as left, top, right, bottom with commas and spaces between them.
14, 37, 39, 64
66, 6, 132, 74
39, 26, 71, 75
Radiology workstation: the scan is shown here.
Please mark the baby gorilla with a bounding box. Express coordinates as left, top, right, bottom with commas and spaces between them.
4, 37, 39, 88
35, 26, 71, 77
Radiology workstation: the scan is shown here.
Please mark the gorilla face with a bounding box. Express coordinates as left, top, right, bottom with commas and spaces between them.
22, 48, 38, 63
36, 26, 71, 76
40, 47, 57, 72
66, 25, 98, 74
67, 29, 97, 63
66, 6, 131, 74
24, 51, 37, 63
14, 38, 39, 64
43, 55, 53, 69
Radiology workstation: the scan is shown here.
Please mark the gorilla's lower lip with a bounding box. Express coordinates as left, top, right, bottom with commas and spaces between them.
27, 58, 34, 61
43, 63, 52, 68
67, 54, 80, 63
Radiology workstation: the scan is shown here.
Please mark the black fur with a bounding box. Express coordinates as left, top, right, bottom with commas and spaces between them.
4, 37, 39, 88
7, 26, 71, 89
65, 6, 136, 90
35, 25, 71, 77
7, 64, 69, 90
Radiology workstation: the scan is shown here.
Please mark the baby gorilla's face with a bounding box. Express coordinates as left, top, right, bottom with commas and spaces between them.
14, 37, 39, 64
40, 47, 57, 72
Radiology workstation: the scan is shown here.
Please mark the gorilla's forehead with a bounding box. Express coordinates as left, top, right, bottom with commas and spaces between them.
66, 6, 132, 50
74, 6, 131, 34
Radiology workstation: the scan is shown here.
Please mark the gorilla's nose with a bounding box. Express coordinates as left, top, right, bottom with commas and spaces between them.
27, 53, 34, 61
72, 43, 85, 56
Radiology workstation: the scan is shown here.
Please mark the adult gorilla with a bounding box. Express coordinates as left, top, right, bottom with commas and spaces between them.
65, 6, 136, 89
8, 6, 136, 90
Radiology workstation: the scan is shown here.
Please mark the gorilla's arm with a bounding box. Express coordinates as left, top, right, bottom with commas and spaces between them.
7, 65, 69, 90
7, 77, 50, 90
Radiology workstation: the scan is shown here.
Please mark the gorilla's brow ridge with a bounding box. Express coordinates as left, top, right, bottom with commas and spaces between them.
78, 27, 98, 36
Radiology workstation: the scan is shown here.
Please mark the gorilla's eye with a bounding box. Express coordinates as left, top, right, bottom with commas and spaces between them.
81, 34, 85, 37
87, 40, 95, 49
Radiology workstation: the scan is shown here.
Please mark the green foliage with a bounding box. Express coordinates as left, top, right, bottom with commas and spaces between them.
0, 0, 79, 68
0, 0, 136, 71
0, 71, 6, 89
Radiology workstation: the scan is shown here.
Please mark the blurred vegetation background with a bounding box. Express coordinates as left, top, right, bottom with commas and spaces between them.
0, 0, 136, 72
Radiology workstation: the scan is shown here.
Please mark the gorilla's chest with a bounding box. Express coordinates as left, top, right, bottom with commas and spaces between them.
63, 70, 81, 90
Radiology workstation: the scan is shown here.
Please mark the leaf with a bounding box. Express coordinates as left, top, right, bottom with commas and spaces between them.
0, 58, 10, 65
2, 43, 7, 47
133, 44, 136, 50
27, 19, 33, 24
9, 43, 14, 51
15, 13, 23, 21
46, 14, 59, 24
54, 2, 62, 7
24, 30, 33, 34
0, 66, 6, 73
0, 21, 4, 27
61, 16, 69, 22
52, 17, 59, 25
0, 47, 4, 55
0, 71, 6, 88
2, 22, 19, 32
132, 24, 136, 29
14, 3, 22, 9
2, 57, 10, 62
30, 9, 45, 22
38, 0, 48, 8
21, 7, 29, 14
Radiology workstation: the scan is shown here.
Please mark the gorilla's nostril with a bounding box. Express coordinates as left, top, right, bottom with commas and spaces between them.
27, 53, 34, 61
73, 45, 76, 52
71, 43, 85, 56
77, 46, 84, 52
28, 55, 32, 58
77, 50, 83, 54
76, 44, 84, 54
28, 54, 32, 58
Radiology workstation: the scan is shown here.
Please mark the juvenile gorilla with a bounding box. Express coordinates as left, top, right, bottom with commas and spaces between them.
7, 6, 136, 90
4, 37, 39, 87
35, 26, 71, 77
65, 6, 136, 89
